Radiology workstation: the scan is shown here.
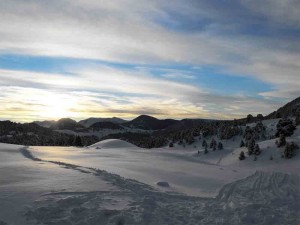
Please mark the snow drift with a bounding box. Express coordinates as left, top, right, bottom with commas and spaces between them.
89, 139, 138, 149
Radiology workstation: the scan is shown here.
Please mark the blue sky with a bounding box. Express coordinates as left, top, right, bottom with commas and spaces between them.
0, 0, 299, 121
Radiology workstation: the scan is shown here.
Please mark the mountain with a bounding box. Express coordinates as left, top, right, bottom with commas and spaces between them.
79, 117, 127, 127
124, 115, 179, 130
33, 120, 56, 128
90, 121, 124, 130
50, 118, 85, 131
266, 96, 300, 119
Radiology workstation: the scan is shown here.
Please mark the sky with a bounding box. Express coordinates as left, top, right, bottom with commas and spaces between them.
0, 0, 299, 122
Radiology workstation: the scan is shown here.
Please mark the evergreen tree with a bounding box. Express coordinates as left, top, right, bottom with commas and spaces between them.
73, 136, 83, 147
247, 139, 255, 155
277, 134, 286, 147
284, 142, 298, 159
254, 144, 261, 155
240, 140, 245, 147
204, 147, 208, 154
239, 151, 245, 160
257, 114, 264, 121
295, 114, 300, 126
246, 114, 253, 123
210, 138, 217, 149
202, 140, 207, 148
186, 135, 195, 145
218, 142, 223, 150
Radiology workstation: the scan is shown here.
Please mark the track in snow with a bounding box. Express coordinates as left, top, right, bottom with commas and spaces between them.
19, 147, 300, 225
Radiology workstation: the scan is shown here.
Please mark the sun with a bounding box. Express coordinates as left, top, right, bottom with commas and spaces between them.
40, 93, 78, 119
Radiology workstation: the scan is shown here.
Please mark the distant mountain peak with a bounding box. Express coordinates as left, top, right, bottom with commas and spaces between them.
124, 115, 178, 130
78, 117, 127, 127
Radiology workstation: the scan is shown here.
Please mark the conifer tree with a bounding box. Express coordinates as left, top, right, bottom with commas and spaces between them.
240, 140, 245, 147
254, 144, 261, 155
204, 147, 208, 154
247, 138, 255, 155
239, 151, 245, 160
202, 140, 207, 148
277, 134, 286, 147
218, 142, 223, 150
73, 136, 83, 147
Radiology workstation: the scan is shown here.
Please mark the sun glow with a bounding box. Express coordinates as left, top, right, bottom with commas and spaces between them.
39, 92, 79, 119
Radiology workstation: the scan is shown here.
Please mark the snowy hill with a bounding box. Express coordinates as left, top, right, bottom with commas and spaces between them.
89, 139, 138, 149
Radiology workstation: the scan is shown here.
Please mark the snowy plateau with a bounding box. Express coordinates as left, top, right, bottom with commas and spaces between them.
0, 119, 299, 225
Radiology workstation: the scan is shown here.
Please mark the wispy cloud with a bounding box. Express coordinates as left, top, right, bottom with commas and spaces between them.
0, 66, 282, 122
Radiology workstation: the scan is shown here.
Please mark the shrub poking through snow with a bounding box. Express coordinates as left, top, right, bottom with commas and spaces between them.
239, 151, 245, 160
169, 142, 174, 148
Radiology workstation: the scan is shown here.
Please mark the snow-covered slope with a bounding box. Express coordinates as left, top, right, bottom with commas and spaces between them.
89, 139, 138, 149
0, 143, 115, 224
1, 142, 299, 225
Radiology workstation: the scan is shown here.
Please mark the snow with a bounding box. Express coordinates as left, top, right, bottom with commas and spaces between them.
0, 120, 299, 224
0, 143, 117, 225
90, 139, 138, 149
